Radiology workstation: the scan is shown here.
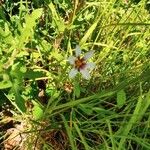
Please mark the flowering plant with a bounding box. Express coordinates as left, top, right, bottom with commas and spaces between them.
68, 45, 95, 79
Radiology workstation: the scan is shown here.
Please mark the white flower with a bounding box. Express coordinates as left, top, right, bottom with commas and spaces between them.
68, 45, 95, 79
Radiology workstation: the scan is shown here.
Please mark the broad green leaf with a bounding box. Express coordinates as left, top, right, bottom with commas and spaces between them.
53, 91, 60, 99
0, 74, 12, 89
117, 89, 126, 108
0, 23, 14, 45
12, 81, 26, 113
51, 50, 63, 61
18, 8, 43, 48
24, 70, 46, 80
15, 94, 26, 113
32, 101, 44, 120
0, 81, 12, 89
10, 62, 26, 81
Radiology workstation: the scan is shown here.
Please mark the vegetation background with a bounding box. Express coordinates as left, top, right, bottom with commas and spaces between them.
0, 0, 150, 149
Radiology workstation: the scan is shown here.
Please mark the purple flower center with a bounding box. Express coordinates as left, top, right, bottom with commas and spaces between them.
75, 57, 86, 71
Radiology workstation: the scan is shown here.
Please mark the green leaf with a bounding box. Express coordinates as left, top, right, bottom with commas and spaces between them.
24, 70, 46, 80
18, 8, 43, 48
74, 81, 80, 98
32, 101, 44, 120
93, 107, 115, 115
0, 23, 14, 45
51, 50, 63, 61
10, 62, 26, 81
117, 91, 150, 149
117, 89, 126, 108
79, 17, 100, 46
78, 104, 93, 115
0, 6, 7, 21
12, 82, 26, 113
0, 81, 12, 89
93, 107, 116, 119
15, 94, 26, 113
61, 115, 77, 150
48, 2, 65, 33
74, 122, 90, 150
0, 73, 12, 89
0, 90, 7, 106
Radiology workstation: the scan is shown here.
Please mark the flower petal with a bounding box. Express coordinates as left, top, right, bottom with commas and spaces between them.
68, 56, 76, 65
84, 50, 95, 60
80, 69, 90, 79
69, 68, 78, 78
75, 45, 81, 57
86, 62, 95, 71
